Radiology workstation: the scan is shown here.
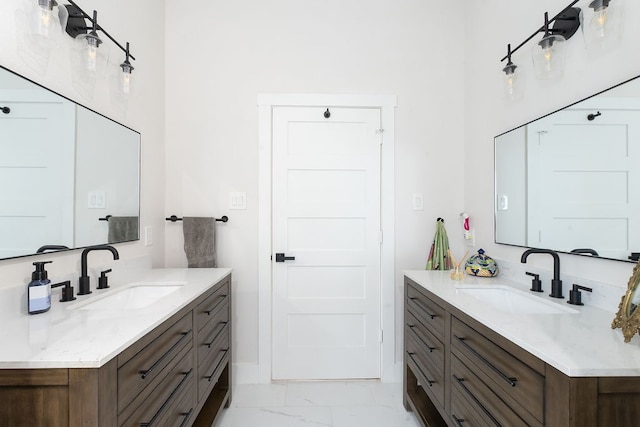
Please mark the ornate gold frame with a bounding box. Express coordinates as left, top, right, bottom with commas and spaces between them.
612, 260, 640, 343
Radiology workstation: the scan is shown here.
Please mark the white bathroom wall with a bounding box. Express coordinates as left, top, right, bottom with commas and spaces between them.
463, 0, 640, 288
0, 0, 166, 286
165, 0, 467, 376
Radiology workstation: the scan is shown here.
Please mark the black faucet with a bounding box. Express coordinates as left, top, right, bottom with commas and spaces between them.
520, 249, 563, 299
78, 245, 120, 295
36, 245, 70, 253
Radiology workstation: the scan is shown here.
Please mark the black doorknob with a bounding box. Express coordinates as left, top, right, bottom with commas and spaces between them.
275, 253, 295, 262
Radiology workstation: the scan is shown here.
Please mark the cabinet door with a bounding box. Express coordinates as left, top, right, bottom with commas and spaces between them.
0, 371, 69, 427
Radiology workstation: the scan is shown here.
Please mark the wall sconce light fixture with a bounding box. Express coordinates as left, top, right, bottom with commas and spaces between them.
69, 9, 109, 74
501, 1, 582, 84
63, 0, 135, 93
531, 9, 581, 80
502, 44, 522, 99
118, 42, 134, 96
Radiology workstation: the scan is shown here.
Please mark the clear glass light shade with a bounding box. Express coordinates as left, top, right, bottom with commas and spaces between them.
582, 0, 625, 51
502, 65, 523, 100
531, 34, 567, 80
119, 65, 134, 96
109, 61, 135, 113
14, 1, 68, 74
70, 34, 109, 100
33, 1, 67, 39
74, 33, 110, 74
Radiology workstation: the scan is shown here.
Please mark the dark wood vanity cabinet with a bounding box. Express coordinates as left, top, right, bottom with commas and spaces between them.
404, 276, 640, 427
0, 275, 231, 427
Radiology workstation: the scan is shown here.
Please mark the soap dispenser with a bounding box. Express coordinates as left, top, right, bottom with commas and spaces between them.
28, 261, 53, 314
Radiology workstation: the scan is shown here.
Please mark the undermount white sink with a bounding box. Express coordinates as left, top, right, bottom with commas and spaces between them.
456, 285, 578, 315
72, 282, 185, 311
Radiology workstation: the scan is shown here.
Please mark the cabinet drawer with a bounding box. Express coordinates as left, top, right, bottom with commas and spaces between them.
451, 388, 492, 427
195, 280, 230, 333
406, 334, 445, 408
198, 328, 230, 400
198, 317, 230, 370
117, 313, 193, 415
451, 317, 544, 424
405, 310, 445, 373
151, 371, 196, 427
451, 355, 533, 427
407, 283, 445, 340
120, 347, 195, 427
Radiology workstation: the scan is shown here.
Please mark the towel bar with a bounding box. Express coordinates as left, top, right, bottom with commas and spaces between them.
166, 215, 229, 223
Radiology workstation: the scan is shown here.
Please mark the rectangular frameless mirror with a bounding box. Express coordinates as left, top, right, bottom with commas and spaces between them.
0, 65, 140, 260
495, 74, 640, 263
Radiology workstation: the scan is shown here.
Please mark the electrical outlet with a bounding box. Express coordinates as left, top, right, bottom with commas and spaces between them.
229, 192, 247, 210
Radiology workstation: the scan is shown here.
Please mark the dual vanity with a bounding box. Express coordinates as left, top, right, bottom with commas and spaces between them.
0, 267, 232, 427
404, 270, 640, 427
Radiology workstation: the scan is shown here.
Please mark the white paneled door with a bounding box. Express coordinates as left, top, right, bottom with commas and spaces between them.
272, 106, 382, 380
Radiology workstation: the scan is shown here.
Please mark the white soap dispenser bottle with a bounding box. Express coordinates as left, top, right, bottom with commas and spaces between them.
28, 261, 53, 314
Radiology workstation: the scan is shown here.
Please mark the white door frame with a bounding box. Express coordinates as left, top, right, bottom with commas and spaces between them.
257, 94, 397, 384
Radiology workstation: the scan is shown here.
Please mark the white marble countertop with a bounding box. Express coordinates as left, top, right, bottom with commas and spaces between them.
0, 268, 232, 369
404, 270, 640, 377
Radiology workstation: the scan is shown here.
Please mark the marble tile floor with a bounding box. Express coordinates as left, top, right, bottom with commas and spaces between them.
214, 381, 421, 427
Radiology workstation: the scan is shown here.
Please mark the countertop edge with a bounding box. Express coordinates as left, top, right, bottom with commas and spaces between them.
404, 270, 640, 378
0, 268, 232, 370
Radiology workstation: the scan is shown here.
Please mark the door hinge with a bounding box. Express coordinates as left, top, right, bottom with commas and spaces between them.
379, 329, 383, 343
376, 128, 384, 145
379, 230, 383, 244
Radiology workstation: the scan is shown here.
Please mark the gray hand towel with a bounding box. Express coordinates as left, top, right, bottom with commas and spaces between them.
183, 217, 217, 268
108, 216, 139, 243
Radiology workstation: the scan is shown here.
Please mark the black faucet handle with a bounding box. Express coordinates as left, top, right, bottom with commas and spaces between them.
525, 272, 543, 293
52, 281, 76, 302
568, 284, 593, 306
98, 269, 112, 290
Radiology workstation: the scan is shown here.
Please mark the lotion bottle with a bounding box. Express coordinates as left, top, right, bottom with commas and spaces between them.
28, 261, 53, 314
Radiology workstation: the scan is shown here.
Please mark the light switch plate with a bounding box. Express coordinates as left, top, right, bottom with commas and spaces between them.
229, 192, 247, 210
144, 226, 153, 246
412, 193, 424, 211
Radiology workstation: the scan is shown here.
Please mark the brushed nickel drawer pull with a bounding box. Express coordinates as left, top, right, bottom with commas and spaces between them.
409, 297, 436, 319
204, 322, 228, 348
139, 331, 191, 380
406, 351, 435, 387
453, 375, 501, 427
451, 415, 465, 426
204, 348, 230, 382
140, 369, 193, 427
204, 295, 228, 315
454, 336, 517, 387
179, 408, 194, 427
407, 324, 435, 352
